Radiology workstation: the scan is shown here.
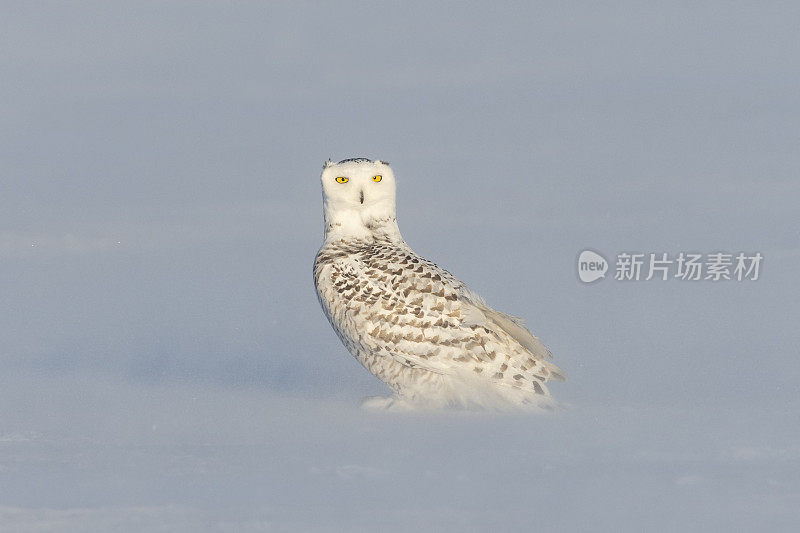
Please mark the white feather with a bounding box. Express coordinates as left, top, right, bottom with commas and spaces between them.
314, 158, 564, 410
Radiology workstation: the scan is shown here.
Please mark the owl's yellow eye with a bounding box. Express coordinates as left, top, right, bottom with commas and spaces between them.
335, 177, 349, 184
372, 175, 382, 182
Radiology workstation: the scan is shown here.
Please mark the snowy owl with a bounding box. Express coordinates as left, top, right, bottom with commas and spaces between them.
313, 158, 564, 410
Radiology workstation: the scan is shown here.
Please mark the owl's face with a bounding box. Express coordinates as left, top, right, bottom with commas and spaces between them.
320, 158, 397, 236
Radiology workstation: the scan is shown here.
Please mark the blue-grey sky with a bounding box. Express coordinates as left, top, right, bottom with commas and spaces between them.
2, 2, 799, 530
3, 1, 798, 402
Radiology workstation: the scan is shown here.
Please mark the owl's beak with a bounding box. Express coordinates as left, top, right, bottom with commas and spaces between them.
359, 189, 364, 204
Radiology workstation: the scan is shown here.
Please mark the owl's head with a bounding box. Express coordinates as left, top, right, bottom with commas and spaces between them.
320, 158, 400, 240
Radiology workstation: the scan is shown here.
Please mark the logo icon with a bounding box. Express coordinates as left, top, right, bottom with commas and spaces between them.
578, 250, 608, 283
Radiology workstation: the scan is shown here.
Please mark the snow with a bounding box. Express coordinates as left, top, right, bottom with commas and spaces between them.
1, 375, 799, 531
2, 2, 800, 531
1, 374, 798, 531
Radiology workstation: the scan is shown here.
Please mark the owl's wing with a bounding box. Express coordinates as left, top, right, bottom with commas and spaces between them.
457, 288, 566, 381
338, 245, 564, 385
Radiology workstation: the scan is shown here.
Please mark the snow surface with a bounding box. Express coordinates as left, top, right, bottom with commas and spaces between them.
2, 2, 800, 531
2, 374, 800, 532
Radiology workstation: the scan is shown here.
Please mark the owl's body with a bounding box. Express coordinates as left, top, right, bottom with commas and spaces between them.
314, 158, 563, 410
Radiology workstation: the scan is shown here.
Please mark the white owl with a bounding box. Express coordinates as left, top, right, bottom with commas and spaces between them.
313, 158, 564, 410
